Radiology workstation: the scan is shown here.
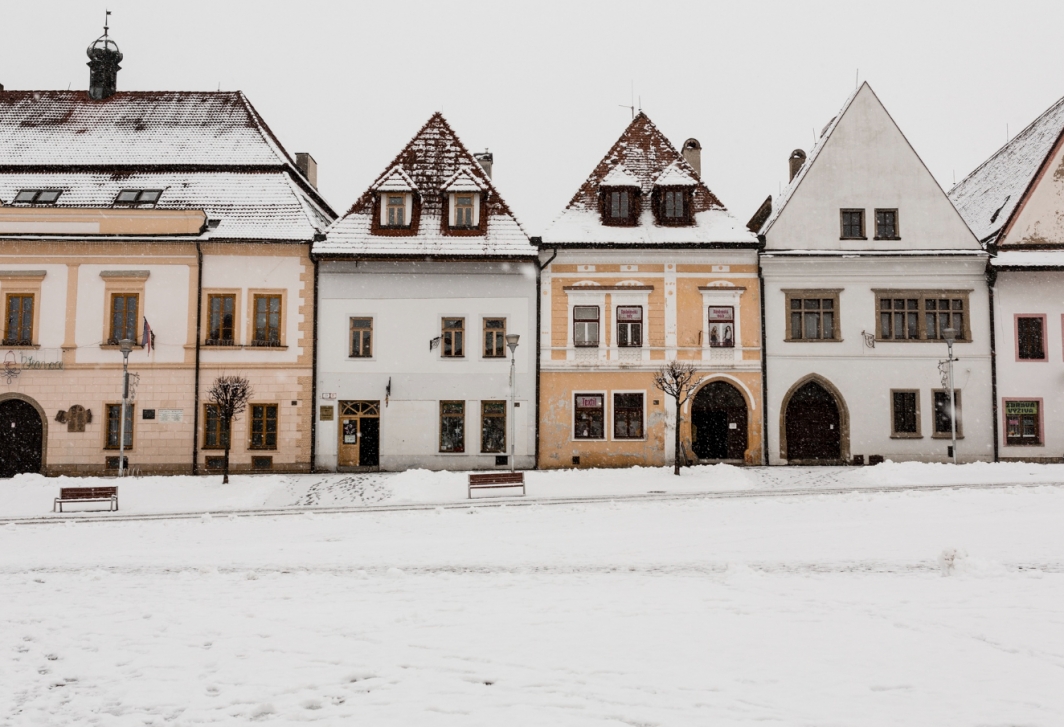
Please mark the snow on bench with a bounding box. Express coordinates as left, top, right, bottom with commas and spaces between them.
468, 472, 525, 499
53, 486, 119, 513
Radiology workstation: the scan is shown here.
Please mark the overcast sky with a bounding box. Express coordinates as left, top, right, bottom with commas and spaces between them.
3, 0, 1064, 233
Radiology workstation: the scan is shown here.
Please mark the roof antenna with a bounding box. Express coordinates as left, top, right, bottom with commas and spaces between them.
103, 9, 111, 37
618, 81, 635, 120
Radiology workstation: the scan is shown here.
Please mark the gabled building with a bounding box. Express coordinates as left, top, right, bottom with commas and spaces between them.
313, 113, 537, 471
950, 93, 1064, 461
538, 113, 762, 469
759, 83, 992, 464
0, 31, 333, 476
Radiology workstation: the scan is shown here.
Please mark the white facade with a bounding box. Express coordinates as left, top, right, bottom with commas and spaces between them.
761, 83, 993, 464
315, 260, 537, 471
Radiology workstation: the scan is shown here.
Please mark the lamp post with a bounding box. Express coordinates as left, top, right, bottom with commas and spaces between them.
505, 333, 520, 473
117, 337, 134, 477
942, 327, 958, 464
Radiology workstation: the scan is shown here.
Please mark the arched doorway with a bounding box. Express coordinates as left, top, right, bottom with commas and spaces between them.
784, 380, 841, 462
0, 397, 44, 477
691, 380, 748, 461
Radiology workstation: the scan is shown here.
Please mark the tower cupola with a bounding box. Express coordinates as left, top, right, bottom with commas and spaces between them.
86, 15, 122, 100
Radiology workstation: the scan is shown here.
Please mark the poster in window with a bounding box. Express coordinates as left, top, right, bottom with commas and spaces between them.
343, 419, 358, 444
616, 306, 642, 322
576, 395, 603, 409
708, 306, 735, 348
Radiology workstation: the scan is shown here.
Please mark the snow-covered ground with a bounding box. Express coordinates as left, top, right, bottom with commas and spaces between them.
4, 460, 1064, 519
2, 481, 1063, 724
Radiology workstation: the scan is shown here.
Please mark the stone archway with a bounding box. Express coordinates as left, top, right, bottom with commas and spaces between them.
691, 379, 749, 462
779, 375, 849, 465
0, 393, 47, 477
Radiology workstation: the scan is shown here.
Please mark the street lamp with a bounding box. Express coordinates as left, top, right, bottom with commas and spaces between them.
505, 333, 520, 473
118, 338, 134, 477
942, 327, 958, 464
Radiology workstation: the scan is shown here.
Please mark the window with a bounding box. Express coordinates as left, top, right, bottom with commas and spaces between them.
708, 306, 735, 348
207, 294, 235, 345
574, 394, 605, 439
574, 306, 600, 347
455, 195, 474, 227
891, 390, 920, 437
481, 401, 506, 453
105, 403, 134, 449
613, 393, 644, 439
4, 294, 33, 345
841, 209, 865, 238
933, 390, 962, 438
12, 189, 62, 205
610, 190, 629, 218
350, 318, 373, 358
203, 404, 230, 450
386, 195, 406, 226
1017, 316, 1046, 360
786, 294, 837, 341
440, 401, 465, 453
875, 209, 899, 239
250, 404, 278, 450
253, 294, 282, 346
659, 189, 690, 225
1005, 400, 1042, 446
442, 318, 465, 357
616, 306, 642, 347
114, 189, 162, 206
483, 318, 506, 358
109, 293, 139, 344
874, 293, 970, 342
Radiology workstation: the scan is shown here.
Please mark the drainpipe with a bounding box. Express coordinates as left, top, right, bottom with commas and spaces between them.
986, 256, 999, 462
757, 235, 769, 466
191, 239, 204, 475
533, 240, 551, 469
309, 238, 323, 473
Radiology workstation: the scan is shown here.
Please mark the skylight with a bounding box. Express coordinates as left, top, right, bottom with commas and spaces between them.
114, 189, 163, 206
12, 189, 63, 205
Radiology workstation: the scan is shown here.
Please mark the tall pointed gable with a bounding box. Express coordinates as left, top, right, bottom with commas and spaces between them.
316, 113, 534, 257
762, 83, 979, 251
541, 112, 755, 246
949, 95, 1064, 247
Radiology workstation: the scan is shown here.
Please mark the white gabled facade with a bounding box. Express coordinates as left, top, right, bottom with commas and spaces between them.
313, 114, 537, 472
951, 94, 1064, 461
761, 83, 993, 464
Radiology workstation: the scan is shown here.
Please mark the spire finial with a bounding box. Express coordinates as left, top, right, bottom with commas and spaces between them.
104, 9, 111, 37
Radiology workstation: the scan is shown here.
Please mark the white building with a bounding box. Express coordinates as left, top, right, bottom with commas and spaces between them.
758, 83, 993, 464
950, 93, 1064, 462
313, 114, 537, 471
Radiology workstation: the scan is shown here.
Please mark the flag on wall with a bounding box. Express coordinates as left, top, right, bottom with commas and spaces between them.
142, 318, 155, 354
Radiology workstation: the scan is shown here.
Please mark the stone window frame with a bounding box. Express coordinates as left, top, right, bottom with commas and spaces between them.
203, 288, 241, 347
480, 400, 507, 454
247, 289, 287, 349
0, 270, 45, 348
100, 270, 148, 349
931, 389, 964, 439
1014, 314, 1047, 362
248, 403, 279, 451
1002, 397, 1044, 447
202, 403, 231, 451
874, 208, 900, 240
840, 209, 866, 239
104, 402, 135, 450
890, 389, 922, 439
439, 400, 466, 453
783, 289, 842, 342
350, 316, 373, 359
573, 391, 607, 441
441, 317, 466, 359
873, 290, 972, 343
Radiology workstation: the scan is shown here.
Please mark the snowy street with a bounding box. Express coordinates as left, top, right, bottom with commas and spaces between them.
3, 478, 1063, 724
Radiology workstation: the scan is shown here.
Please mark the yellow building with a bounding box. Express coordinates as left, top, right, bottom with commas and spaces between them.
537, 114, 762, 468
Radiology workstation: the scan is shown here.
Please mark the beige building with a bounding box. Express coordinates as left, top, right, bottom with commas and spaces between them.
0, 33, 333, 476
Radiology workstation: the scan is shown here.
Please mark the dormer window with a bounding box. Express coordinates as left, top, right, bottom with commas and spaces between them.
114, 190, 162, 206
600, 187, 639, 226
654, 188, 693, 226
610, 190, 629, 218
664, 190, 685, 219
455, 195, 474, 227
386, 195, 406, 226
13, 189, 62, 205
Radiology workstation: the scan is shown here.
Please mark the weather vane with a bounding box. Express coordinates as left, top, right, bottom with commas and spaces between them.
104, 9, 111, 37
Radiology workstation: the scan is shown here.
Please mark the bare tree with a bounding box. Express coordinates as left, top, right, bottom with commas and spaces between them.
206, 375, 253, 484
653, 361, 699, 476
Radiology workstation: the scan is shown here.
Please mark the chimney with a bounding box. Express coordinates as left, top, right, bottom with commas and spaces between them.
296, 153, 318, 189
789, 149, 807, 182
682, 138, 702, 177
474, 150, 493, 179
86, 29, 122, 101
0, 83, 4, 92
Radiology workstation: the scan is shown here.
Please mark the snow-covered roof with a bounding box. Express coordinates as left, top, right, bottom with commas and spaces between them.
0, 91, 295, 167
541, 112, 756, 246
758, 86, 860, 235
949, 95, 1064, 244
0, 171, 331, 240
992, 249, 1064, 267
373, 165, 419, 192
441, 166, 487, 193
654, 161, 697, 187
317, 113, 535, 258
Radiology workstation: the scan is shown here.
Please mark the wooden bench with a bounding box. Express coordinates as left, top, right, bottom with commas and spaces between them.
54, 486, 119, 513
468, 472, 525, 499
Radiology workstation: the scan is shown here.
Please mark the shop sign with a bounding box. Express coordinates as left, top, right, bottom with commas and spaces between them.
1005, 401, 1038, 416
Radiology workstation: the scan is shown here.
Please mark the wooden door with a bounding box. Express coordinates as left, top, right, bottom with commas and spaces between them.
785, 381, 841, 462
0, 399, 43, 478
337, 401, 380, 469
